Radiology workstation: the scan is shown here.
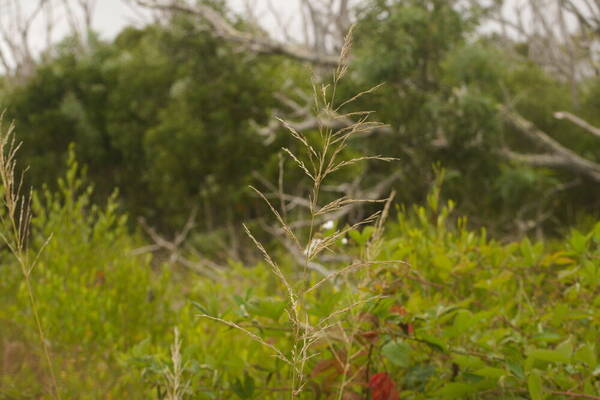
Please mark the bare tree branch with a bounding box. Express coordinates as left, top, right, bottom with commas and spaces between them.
0, 0, 45, 77
500, 106, 600, 182
76, 0, 98, 34
490, 0, 600, 84
135, 0, 340, 67
554, 111, 600, 139
135, 210, 224, 280
0, 0, 100, 79
253, 91, 392, 144
287, 170, 403, 229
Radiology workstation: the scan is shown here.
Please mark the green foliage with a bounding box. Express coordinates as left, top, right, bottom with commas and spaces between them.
345, 0, 600, 234
126, 176, 599, 399
0, 147, 597, 399
0, 148, 172, 397
0, 0, 598, 236
1, 1, 599, 398
28, 147, 169, 348
1, 17, 291, 229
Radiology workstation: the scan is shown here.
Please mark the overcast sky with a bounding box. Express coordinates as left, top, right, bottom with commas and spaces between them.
0, 0, 301, 70
2, 0, 305, 45
78, 0, 506, 40
84, 0, 268, 39
70, 0, 528, 39
0, 0, 578, 72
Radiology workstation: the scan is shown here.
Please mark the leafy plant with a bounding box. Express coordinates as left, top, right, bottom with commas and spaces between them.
188, 27, 404, 399
0, 115, 60, 399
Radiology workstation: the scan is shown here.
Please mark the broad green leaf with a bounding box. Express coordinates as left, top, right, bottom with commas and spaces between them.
527, 348, 570, 363
531, 332, 562, 344
574, 343, 597, 367
448, 310, 478, 337
584, 379, 596, 395
555, 338, 574, 362
245, 297, 286, 321
507, 361, 524, 379
403, 364, 436, 390
382, 339, 411, 367
569, 230, 589, 254
528, 371, 544, 400
433, 253, 453, 270
520, 238, 534, 264
362, 226, 376, 243
232, 373, 255, 399
349, 229, 365, 245
452, 354, 485, 370
308, 290, 344, 318
418, 335, 447, 353
434, 382, 478, 399
473, 367, 506, 380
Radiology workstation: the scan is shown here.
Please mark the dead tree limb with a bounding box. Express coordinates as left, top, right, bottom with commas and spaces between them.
135, 0, 340, 67
554, 111, 600, 139
254, 91, 392, 144
134, 209, 224, 280
490, 0, 599, 85
0, 0, 48, 78
500, 106, 600, 182
286, 170, 403, 229
0, 0, 102, 80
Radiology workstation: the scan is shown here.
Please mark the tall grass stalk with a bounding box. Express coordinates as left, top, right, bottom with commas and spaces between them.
0, 114, 60, 399
164, 327, 189, 400
198, 27, 398, 399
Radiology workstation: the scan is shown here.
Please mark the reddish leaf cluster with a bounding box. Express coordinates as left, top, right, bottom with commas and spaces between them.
389, 305, 407, 316
369, 372, 399, 400
359, 330, 379, 343
357, 304, 415, 345
390, 305, 414, 335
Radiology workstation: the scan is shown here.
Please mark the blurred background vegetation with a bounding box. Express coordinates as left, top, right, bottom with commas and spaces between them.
0, 0, 599, 398
0, 0, 598, 240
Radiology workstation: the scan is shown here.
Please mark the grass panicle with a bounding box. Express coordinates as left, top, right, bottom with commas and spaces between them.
164, 328, 190, 400
197, 26, 400, 399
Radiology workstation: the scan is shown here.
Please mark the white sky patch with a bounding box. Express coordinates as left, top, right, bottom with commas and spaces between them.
0, 0, 588, 73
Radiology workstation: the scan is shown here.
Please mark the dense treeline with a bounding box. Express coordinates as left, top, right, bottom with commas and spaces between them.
1, 0, 598, 238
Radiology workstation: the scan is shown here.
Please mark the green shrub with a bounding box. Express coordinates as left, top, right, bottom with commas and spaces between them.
1, 146, 172, 397
133, 175, 599, 399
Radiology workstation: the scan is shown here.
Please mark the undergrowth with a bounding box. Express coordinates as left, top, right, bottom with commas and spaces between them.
135, 29, 600, 400
0, 28, 598, 400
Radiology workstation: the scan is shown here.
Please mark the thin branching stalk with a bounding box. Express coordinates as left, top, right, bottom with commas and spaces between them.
198, 25, 398, 399
0, 114, 60, 399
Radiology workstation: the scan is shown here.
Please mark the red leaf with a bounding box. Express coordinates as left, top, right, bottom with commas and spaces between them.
369, 372, 399, 400
359, 330, 379, 343
311, 359, 335, 377
398, 323, 414, 336
390, 305, 407, 316
94, 270, 106, 286
311, 358, 343, 378
390, 304, 414, 335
